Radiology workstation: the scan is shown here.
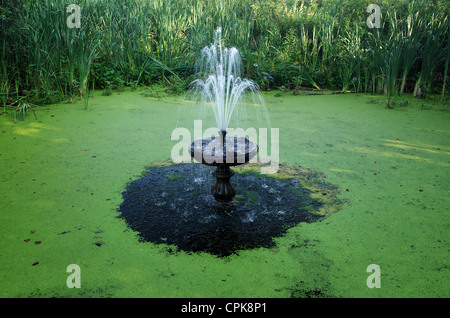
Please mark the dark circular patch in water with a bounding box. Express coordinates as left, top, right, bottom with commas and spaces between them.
118, 163, 331, 257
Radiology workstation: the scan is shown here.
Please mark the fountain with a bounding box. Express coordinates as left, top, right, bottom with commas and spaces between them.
117, 29, 342, 257
189, 28, 260, 203
189, 130, 258, 202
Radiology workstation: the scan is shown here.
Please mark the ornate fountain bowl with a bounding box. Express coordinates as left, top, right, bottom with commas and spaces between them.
189, 131, 258, 203
189, 135, 258, 166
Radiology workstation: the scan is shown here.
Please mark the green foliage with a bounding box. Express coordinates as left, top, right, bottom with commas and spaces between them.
14, 102, 37, 123
1, 0, 448, 112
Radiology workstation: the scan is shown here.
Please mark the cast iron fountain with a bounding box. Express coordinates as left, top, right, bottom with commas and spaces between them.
190, 130, 258, 203
189, 28, 260, 203
118, 28, 342, 257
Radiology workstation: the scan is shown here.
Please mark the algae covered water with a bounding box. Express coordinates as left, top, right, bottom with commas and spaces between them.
0, 89, 448, 298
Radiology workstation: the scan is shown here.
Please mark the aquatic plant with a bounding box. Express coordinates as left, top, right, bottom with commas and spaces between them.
14, 102, 37, 123
0, 0, 448, 111
441, 32, 450, 102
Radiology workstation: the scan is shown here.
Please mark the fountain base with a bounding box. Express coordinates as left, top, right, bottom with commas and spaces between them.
212, 165, 236, 203
189, 131, 258, 203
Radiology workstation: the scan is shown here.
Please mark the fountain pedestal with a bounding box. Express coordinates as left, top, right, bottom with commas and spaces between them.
212, 165, 236, 203
190, 130, 258, 203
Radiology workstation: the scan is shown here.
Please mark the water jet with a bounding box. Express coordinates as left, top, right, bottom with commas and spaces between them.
189, 28, 261, 203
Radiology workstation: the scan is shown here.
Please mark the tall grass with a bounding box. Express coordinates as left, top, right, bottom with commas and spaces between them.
1, 0, 448, 110
399, 9, 422, 95
413, 15, 448, 97
441, 31, 450, 102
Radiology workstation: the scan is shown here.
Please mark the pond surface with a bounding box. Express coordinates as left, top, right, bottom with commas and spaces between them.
0, 88, 448, 297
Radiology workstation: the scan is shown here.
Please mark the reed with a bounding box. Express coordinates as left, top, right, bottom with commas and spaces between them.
413, 15, 448, 97
1, 0, 447, 110
1, 39, 10, 113
336, 24, 362, 92
383, 12, 404, 107
399, 8, 422, 95
441, 32, 450, 102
